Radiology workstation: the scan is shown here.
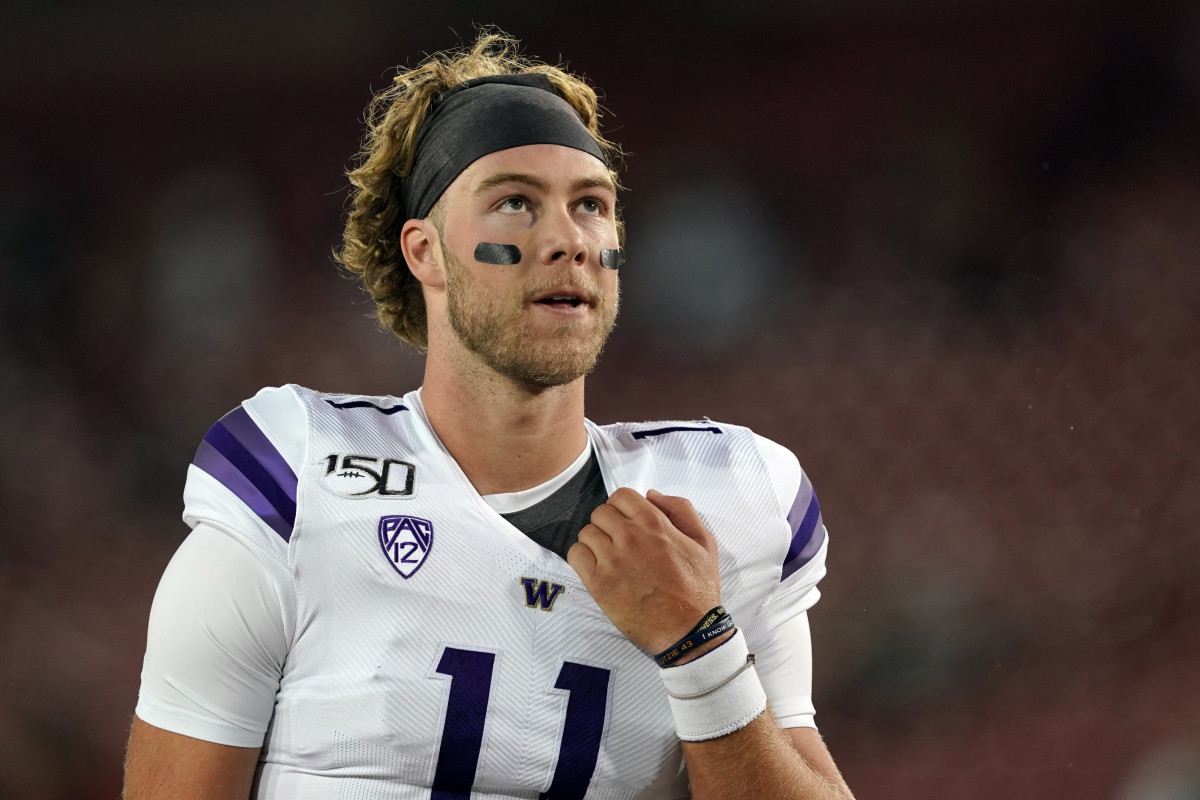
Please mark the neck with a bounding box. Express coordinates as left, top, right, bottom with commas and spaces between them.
420, 352, 589, 497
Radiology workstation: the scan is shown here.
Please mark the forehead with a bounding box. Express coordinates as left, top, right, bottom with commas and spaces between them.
449, 143, 612, 197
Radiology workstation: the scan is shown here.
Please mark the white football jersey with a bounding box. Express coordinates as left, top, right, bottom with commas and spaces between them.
136, 385, 829, 799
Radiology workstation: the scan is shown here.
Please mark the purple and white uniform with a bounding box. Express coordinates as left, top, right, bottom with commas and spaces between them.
135, 385, 829, 799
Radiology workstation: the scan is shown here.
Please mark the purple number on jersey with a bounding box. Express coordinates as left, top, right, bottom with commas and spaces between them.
432, 648, 495, 798
542, 662, 610, 799
431, 647, 611, 800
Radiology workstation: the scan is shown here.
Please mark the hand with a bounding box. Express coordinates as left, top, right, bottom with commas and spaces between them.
567, 488, 722, 654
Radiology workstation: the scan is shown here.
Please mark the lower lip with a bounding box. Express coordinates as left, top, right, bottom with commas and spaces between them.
532, 301, 591, 317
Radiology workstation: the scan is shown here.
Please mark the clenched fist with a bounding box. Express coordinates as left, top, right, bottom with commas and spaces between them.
568, 487, 723, 654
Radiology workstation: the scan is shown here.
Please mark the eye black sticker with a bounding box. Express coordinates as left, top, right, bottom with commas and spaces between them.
601, 248, 622, 270
474, 242, 522, 265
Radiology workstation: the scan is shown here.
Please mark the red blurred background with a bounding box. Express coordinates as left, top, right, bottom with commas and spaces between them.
2, 1, 1198, 797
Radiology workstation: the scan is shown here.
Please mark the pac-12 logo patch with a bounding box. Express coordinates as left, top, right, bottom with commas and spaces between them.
378, 515, 433, 578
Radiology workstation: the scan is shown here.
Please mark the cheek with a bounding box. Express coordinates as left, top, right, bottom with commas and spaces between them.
444, 226, 477, 263
584, 216, 620, 248
460, 265, 525, 305
450, 222, 533, 264
599, 270, 619, 299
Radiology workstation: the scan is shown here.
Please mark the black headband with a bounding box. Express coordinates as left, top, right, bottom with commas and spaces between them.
400, 74, 607, 221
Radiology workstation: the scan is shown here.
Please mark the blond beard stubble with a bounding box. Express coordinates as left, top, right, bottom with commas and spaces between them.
443, 245, 619, 389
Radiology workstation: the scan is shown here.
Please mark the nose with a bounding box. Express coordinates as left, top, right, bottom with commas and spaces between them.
536, 206, 588, 268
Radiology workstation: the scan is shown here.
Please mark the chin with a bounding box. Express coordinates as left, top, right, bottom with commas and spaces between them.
493, 341, 605, 389
500, 358, 596, 389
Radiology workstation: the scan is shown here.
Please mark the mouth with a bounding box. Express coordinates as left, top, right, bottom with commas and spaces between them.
530, 287, 594, 310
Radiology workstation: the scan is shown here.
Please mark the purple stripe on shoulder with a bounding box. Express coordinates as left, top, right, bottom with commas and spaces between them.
203, 421, 297, 529
193, 440, 294, 541
218, 407, 298, 498
781, 519, 825, 581
781, 493, 823, 581
785, 475, 814, 533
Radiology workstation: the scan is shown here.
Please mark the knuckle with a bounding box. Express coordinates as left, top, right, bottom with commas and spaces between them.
599, 518, 625, 541
612, 487, 640, 503
618, 518, 642, 540
634, 508, 668, 533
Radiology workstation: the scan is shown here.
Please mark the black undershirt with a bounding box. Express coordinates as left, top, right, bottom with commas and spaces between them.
500, 451, 609, 560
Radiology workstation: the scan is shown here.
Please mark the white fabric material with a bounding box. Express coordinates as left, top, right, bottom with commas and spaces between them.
753, 433, 801, 524
135, 384, 829, 798
756, 611, 817, 728
136, 522, 292, 747
659, 630, 768, 742
748, 433, 819, 730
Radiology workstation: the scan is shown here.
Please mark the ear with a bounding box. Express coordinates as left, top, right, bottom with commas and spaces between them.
400, 218, 446, 289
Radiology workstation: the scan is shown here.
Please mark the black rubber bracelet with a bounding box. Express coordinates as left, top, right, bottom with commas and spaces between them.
653, 606, 736, 667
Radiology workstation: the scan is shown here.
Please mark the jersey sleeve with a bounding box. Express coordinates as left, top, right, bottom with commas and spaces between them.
135, 386, 307, 746
182, 385, 308, 545
135, 522, 295, 746
748, 433, 830, 729
754, 433, 828, 624
755, 611, 816, 730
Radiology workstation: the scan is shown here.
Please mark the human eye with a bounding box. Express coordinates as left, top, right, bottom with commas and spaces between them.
497, 196, 528, 214
577, 197, 607, 216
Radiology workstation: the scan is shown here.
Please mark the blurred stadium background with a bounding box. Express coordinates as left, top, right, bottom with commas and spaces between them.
2, 1, 1198, 797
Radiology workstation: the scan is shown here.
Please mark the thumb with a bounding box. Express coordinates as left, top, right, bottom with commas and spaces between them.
646, 489, 715, 550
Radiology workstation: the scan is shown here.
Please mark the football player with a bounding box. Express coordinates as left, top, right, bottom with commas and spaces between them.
124, 31, 854, 800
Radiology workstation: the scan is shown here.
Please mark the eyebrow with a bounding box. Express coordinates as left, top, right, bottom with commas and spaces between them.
472, 171, 617, 197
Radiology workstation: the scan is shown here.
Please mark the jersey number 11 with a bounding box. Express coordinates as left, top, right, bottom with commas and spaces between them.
432, 647, 611, 800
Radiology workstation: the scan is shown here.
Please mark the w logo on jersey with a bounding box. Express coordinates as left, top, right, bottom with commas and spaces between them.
378, 515, 433, 579
520, 577, 565, 611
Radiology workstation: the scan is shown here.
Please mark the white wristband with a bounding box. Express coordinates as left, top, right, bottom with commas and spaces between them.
659, 629, 767, 742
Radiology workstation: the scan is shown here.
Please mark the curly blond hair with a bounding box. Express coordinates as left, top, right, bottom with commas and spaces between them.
336, 30, 624, 349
